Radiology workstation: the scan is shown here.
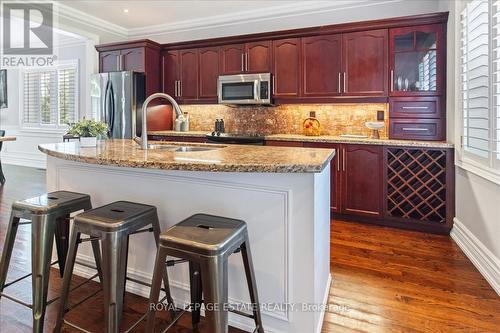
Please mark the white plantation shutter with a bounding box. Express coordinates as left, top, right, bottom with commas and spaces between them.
461, 0, 489, 159
22, 61, 78, 129
58, 67, 77, 125
493, 1, 500, 165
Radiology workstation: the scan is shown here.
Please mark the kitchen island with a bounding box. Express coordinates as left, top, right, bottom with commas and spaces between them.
39, 139, 334, 333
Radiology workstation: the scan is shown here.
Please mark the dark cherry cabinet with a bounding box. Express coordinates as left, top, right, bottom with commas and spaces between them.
220, 41, 272, 74
342, 29, 388, 96
388, 23, 446, 140
96, 40, 161, 96
198, 47, 220, 100
389, 24, 444, 96
304, 142, 341, 213
220, 44, 245, 74
341, 144, 383, 216
302, 35, 342, 97
246, 41, 272, 73
162, 48, 199, 102
162, 50, 179, 98
179, 49, 199, 101
120, 48, 145, 71
99, 50, 121, 72
273, 38, 301, 97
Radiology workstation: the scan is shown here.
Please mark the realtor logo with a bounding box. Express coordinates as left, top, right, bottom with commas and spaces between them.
2, 2, 53, 55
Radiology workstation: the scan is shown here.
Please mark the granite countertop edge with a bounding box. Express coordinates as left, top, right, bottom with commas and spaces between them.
148, 131, 454, 149
38, 141, 334, 174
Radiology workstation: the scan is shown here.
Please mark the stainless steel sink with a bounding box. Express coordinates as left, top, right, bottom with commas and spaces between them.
146, 144, 219, 152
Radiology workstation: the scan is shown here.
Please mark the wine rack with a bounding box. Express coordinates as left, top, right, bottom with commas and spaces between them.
386, 148, 447, 224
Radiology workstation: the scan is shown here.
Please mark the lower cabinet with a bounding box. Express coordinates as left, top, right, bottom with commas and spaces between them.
304, 143, 382, 216
342, 144, 383, 216
268, 140, 454, 234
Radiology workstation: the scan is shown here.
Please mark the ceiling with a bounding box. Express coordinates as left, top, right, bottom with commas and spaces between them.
57, 1, 305, 30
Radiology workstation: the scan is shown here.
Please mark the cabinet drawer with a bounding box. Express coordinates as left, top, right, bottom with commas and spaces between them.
390, 119, 444, 141
390, 97, 442, 118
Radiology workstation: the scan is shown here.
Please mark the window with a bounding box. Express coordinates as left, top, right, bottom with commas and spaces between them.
21, 61, 78, 129
460, 0, 500, 177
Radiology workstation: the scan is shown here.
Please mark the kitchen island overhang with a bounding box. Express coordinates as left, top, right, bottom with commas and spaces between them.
39, 140, 334, 333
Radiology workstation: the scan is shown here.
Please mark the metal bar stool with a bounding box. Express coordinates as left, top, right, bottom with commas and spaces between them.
146, 213, 265, 333
0, 191, 103, 333
54, 201, 175, 333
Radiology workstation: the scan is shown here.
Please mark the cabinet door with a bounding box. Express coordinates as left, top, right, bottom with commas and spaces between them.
199, 47, 220, 100
304, 142, 341, 213
121, 48, 145, 72
246, 41, 272, 73
342, 30, 388, 96
302, 35, 342, 97
390, 24, 444, 96
179, 49, 199, 100
162, 50, 179, 97
99, 50, 120, 72
273, 38, 301, 97
220, 44, 245, 74
342, 144, 383, 216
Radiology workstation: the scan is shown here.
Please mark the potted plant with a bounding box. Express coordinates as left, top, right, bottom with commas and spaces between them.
68, 119, 108, 147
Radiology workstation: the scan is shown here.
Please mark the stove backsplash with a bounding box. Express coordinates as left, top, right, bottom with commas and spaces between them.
180, 103, 389, 138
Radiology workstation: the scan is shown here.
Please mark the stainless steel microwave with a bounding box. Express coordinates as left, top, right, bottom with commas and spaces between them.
218, 73, 272, 105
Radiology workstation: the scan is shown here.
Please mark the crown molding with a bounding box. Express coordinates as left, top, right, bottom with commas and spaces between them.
127, 0, 401, 39
54, 2, 128, 39
52, 0, 403, 42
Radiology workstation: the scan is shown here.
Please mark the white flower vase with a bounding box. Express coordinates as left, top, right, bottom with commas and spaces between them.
80, 136, 97, 147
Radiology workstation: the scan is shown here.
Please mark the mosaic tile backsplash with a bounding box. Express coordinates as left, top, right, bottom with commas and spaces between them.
181, 103, 389, 138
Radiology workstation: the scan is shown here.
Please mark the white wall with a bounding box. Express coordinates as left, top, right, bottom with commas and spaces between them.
439, 0, 500, 295
1, 39, 96, 168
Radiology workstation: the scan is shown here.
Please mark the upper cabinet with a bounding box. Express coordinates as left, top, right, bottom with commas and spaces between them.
302, 35, 342, 97
162, 47, 218, 103
273, 38, 301, 97
389, 24, 444, 96
342, 29, 388, 96
198, 47, 220, 100
96, 40, 161, 96
162, 48, 199, 102
220, 41, 272, 74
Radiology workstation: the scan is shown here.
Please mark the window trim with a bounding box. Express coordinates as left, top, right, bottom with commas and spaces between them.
19, 59, 79, 131
456, 0, 500, 185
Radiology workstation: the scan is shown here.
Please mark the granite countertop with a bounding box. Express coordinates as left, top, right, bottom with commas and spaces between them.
148, 131, 454, 149
39, 139, 334, 173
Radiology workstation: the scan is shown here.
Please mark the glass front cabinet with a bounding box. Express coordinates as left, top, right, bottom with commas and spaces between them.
388, 23, 446, 141
389, 24, 444, 96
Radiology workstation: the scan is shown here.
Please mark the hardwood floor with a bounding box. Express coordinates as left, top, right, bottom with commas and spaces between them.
0, 165, 499, 332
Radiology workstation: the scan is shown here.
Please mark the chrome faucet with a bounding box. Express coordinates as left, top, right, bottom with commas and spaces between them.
135, 93, 184, 150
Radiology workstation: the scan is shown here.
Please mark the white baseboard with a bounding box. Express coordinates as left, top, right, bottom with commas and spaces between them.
2, 153, 47, 169
451, 217, 500, 296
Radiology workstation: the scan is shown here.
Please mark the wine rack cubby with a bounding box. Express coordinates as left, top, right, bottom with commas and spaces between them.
386, 148, 450, 225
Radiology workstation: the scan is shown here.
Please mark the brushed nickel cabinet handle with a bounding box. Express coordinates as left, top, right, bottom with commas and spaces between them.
241, 53, 245, 72
402, 127, 429, 132
337, 149, 340, 171
174, 81, 177, 97
342, 148, 346, 171
343, 72, 346, 93
273, 76, 276, 95
401, 106, 430, 109
390, 70, 394, 92
179, 80, 182, 97
338, 73, 341, 94
245, 52, 249, 71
